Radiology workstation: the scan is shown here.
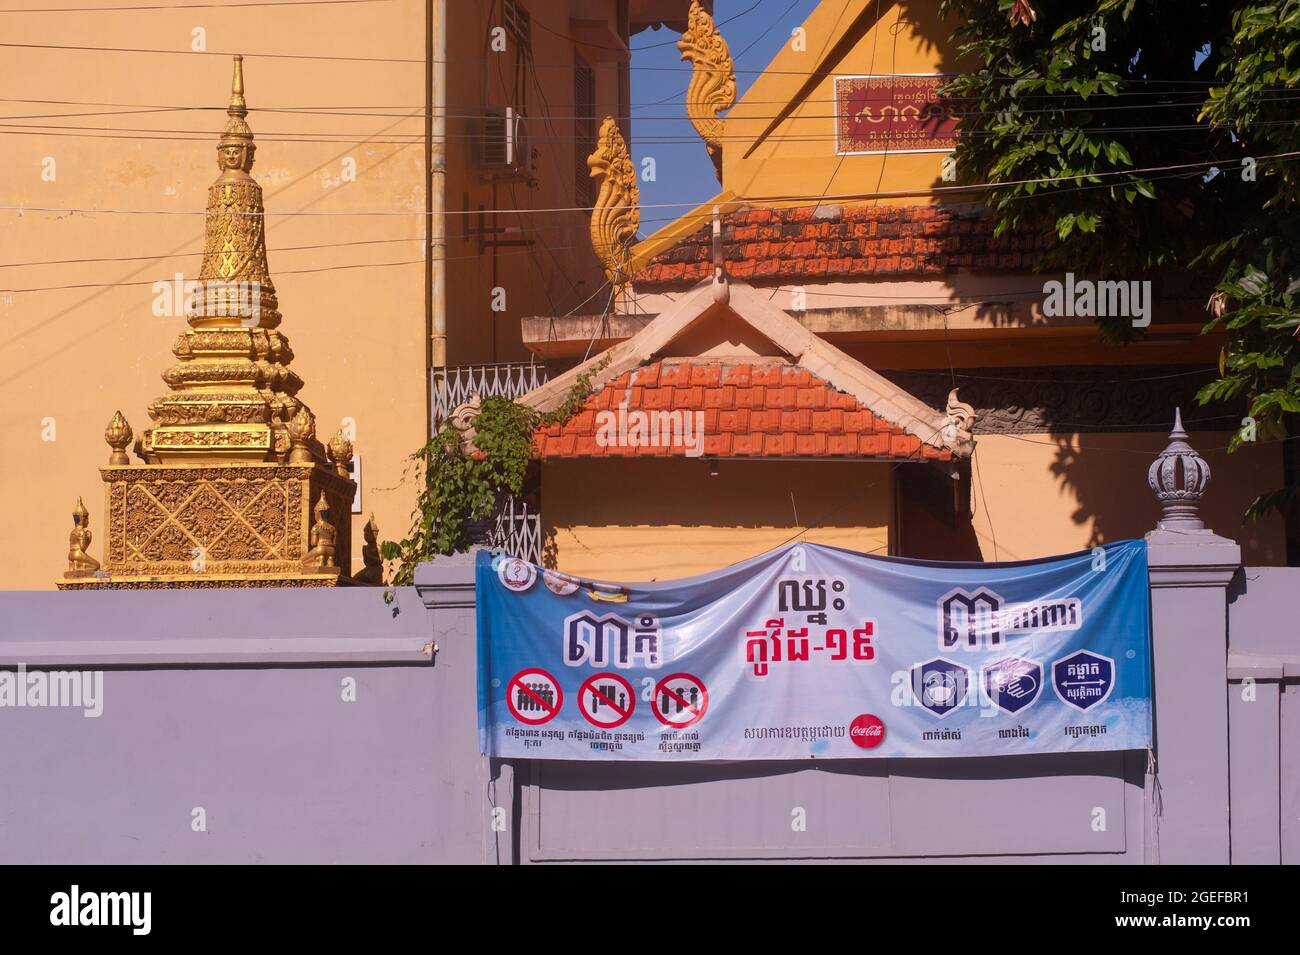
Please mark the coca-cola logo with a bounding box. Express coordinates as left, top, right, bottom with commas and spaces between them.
849, 713, 886, 749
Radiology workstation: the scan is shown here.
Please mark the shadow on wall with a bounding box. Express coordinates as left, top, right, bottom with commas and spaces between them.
898, 427, 1285, 566
882, 368, 1287, 564
535, 748, 1130, 793
1045, 429, 1286, 564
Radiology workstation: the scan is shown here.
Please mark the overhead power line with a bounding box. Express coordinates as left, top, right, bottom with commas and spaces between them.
0, 237, 611, 293
0, 94, 1266, 123
7, 91, 1296, 125
0, 119, 1292, 146
3, 39, 1298, 86
0, 88, 1245, 113
3, 152, 1291, 219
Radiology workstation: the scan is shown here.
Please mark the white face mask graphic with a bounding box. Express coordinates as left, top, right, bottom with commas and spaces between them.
924, 672, 956, 706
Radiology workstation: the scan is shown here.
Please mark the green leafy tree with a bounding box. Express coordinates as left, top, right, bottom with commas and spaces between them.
939, 0, 1300, 519
1196, 2, 1300, 517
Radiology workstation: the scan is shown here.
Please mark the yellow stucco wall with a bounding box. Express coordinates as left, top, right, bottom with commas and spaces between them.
542, 458, 893, 582
0, 1, 616, 588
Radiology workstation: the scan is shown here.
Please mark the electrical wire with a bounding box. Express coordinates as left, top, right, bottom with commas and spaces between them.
0, 239, 601, 293
0, 87, 1270, 111
4, 38, 1299, 85
5, 95, 1295, 136
14, 92, 1276, 123
5, 151, 1290, 220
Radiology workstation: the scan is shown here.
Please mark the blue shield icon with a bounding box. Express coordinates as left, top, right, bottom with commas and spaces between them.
982, 656, 1042, 714
1052, 651, 1115, 712
911, 657, 972, 718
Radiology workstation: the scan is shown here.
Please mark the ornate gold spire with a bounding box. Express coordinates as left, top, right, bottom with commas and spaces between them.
58, 57, 360, 590
587, 116, 641, 304
677, 0, 735, 179
139, 55, 315, 466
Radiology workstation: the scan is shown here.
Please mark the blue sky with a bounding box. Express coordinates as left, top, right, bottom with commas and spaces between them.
628, 0, 821, 233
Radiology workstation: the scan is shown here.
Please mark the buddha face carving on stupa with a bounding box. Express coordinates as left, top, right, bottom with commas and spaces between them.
218, 140, 254, 174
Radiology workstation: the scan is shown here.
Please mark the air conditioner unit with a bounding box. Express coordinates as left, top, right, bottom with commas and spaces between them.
474, 107, 531, 180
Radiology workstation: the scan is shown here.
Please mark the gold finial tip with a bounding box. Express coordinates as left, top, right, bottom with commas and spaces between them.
229, 54, 247, 116
220, 53, 253, 146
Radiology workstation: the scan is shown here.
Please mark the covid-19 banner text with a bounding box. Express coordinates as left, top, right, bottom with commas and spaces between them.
476, 541, 1151, 761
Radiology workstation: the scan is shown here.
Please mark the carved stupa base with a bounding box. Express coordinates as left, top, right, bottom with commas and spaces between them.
56, 462, 354, 590
56, 574, 345, 590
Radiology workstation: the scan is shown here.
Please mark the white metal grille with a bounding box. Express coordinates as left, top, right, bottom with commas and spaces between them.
491, 494, 543, 565
431, 362, 550, 428
503, 0, 532, 53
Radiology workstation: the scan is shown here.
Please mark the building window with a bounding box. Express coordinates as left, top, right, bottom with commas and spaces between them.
574, 54, 596, 207
496, 0, 532, 113
503, 0, 531, 55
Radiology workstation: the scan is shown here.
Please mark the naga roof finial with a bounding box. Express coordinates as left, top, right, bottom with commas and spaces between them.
677, 0, 735, 180
587, 117, 641, 306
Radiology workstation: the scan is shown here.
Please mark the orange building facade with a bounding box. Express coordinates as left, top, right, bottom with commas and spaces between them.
516, 0, 1287, 578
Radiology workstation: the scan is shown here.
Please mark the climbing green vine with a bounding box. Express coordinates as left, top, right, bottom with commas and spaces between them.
380, 364, 604, 586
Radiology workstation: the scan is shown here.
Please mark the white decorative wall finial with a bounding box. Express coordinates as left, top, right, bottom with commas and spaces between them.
1148, 407, 1212, 530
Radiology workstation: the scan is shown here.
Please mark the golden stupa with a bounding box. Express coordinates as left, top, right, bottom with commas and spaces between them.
58, 57, 361, 588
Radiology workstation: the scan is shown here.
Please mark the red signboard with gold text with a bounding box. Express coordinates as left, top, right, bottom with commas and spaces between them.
835, 74, 959, 155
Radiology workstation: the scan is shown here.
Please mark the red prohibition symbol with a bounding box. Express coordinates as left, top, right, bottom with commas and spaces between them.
578, 673, 635, 729
652, 672, 709, 729
505, 668, 563, 726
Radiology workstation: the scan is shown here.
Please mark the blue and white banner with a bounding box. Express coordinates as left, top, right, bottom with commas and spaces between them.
476, 540, 1151, 761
